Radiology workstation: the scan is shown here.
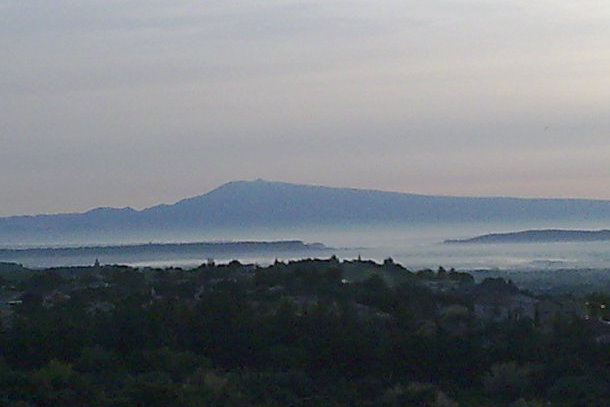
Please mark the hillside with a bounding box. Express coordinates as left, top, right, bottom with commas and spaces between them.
3, 179, 610, 243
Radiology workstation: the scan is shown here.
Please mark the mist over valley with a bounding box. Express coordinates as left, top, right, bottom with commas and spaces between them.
2, 180, 610, 270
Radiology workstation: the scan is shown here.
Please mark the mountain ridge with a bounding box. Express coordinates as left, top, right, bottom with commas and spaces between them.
445, 229, 610, 244
6, 179, 610, 218
3, 179, 610, 244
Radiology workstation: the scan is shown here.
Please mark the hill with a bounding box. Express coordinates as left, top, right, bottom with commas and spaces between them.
445, 229, 610, 244
0, 240, 327, 260
3, 179, 610, 243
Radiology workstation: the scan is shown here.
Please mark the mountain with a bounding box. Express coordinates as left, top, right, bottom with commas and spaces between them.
3, 179, 610, 243
445, 229, 610, 244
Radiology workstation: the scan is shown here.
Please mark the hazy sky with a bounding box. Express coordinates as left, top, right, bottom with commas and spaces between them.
2, 0, 610, 216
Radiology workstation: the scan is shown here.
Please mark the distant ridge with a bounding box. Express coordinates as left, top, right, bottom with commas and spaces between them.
3, 179, 610, 244
0, 240, 329, 262
445, 229, 610, 244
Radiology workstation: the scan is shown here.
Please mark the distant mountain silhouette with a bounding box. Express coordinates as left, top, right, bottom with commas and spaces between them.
3, 179, 610, 243
445, 229, 610, 244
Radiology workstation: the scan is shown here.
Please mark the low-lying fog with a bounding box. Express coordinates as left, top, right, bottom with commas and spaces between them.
2, 220, 610, 270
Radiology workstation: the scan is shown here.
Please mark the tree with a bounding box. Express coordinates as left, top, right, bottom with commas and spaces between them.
482, 361, 537, 402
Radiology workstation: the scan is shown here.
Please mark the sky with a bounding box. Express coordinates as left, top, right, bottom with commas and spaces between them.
2, 0, 610, 216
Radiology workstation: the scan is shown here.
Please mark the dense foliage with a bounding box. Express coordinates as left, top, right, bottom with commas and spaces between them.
0, 259, 608, 406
